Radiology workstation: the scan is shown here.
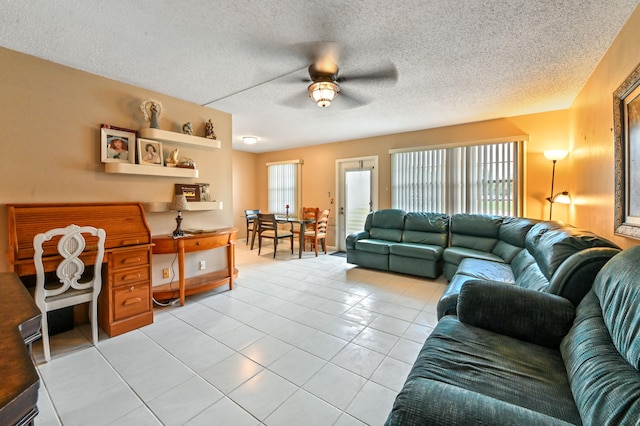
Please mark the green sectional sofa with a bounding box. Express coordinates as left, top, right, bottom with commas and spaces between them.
346, 210, 619, 318
385, 246, 640, 425
438, 214, 620, 318
345, 209, 449, 279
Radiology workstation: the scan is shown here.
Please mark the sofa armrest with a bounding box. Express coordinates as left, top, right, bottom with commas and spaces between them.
457, 280, 575, 348
346, 231, 369, 249
386, 379, 575, 426
547, 247, 620, 306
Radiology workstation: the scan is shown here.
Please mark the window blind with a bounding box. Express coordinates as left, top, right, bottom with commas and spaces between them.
392, 141, 520, 215
267, 160, 302, 215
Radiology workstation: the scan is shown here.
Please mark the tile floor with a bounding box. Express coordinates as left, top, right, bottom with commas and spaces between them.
33, 242, 447, 426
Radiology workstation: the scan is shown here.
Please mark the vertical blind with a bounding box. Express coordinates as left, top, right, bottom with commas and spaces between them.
267, 161, 302, 215
392, 141, 520, 215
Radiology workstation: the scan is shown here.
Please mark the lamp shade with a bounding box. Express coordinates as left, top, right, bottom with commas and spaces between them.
170, 194, 189, 211
544, 150, 569, 161
308, 81, 339, 107
553, 191, 571, 205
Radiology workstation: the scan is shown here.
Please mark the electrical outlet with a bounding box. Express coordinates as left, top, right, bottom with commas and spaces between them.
199, 260, 206, 270
162, 268, 170, 279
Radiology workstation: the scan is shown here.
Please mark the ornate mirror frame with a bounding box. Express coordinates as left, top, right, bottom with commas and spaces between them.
614, 61, 640, 240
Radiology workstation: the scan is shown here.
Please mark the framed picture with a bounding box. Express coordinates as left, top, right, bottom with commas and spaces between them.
175, 183, 200, 201
138, 138, 164, 166
197, 183, 211, 201
614, 61, 640, 239
100, 124, 136, 163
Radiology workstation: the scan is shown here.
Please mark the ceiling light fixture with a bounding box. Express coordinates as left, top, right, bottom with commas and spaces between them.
243, 136, 257, 145
308, 81, 340, 107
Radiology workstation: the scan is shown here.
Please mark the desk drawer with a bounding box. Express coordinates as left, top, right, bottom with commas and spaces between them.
183, 235, 229, 252
110, 249, 149, 270
111, 266, 150, 287
113, 284, 150, 321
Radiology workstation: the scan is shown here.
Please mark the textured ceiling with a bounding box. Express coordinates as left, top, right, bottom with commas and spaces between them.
1, 1, 638, 152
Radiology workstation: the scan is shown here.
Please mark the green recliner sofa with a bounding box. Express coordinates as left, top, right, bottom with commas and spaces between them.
386, 246, 640, 425
438, 213, 620, 318
345, 209, 449, 279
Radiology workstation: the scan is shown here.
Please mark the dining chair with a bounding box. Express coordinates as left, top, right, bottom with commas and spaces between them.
33, 224, 106, 362
244, 209, 261, 245
304, 208, 330, 256
256, 213, 293, 258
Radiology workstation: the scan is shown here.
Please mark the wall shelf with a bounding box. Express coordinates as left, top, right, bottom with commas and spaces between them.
139, 128, 220, 149
105, 162, 198, 178
143, 201, 223, 212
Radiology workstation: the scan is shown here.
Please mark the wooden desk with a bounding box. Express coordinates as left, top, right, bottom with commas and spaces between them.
152, 228, 238, 306
6, 203, 154, 337
0, 272, 42, 426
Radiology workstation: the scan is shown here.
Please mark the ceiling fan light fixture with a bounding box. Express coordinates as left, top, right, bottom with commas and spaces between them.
308, 81, 339, 107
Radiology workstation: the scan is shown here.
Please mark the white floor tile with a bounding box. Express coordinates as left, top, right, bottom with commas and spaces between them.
265, 389, 341, 426
228, 369, 298, 420
34, 243, 446, 426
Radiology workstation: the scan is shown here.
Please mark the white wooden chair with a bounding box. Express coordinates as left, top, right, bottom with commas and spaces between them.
33, 224, 106, 362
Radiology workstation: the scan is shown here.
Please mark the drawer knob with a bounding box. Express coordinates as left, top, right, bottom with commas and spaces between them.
123, 297, 142, 306
196, 242, 200, 246
130, 286, 135, 291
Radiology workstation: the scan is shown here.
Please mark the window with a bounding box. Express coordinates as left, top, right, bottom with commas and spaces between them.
391, 141, 522, 215
267, 160, 302, 215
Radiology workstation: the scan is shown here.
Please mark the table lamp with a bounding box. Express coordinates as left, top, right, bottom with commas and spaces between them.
170, 194, 190, 237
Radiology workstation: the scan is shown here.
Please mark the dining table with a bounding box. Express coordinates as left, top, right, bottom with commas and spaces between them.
250, 215, 315, 258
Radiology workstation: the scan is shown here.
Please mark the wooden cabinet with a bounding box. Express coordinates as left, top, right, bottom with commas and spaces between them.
100, 246, 153, 336
152, 228, 238, 306
5, 203, 154, 337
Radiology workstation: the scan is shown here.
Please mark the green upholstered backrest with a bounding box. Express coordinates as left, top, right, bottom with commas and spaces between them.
492, 217, 540, 263
450, 214, 502, 252
402, 212, 449, 247
368, 209, 406, 242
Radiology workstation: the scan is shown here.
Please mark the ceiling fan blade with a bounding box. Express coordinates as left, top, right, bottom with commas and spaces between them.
277, 92, 311, 109
337, 63, 398, 83
290, 41, 341, 74
336, 89, 369, 108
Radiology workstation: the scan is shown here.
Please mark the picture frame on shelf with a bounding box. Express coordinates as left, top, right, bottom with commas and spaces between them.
614, 61, 640, 240
175, 183, 200, 201
197, 183, 211, 201
100, 124, 136, 164
138, 138, 163, 166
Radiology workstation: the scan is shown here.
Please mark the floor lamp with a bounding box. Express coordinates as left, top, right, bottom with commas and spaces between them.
544, 150, 570, 220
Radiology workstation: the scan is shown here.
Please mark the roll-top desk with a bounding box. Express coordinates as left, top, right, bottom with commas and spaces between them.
5, 203, 154, 337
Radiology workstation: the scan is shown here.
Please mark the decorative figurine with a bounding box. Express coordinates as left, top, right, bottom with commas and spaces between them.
205, 119, 217, 139
182, 122, 193, 135
165, 148, 179, 167
140, 99, 163, 128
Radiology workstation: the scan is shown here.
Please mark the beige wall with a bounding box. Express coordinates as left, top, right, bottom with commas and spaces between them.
567, 4, 640, 250
245, 112, 569, 246
0, 47, 234, 278
232, 150, 260, 242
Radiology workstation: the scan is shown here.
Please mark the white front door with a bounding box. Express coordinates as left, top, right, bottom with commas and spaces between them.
336, 156, 378, 251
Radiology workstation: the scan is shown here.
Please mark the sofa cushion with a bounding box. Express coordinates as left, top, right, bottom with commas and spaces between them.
443, 246, 504, 266
561, 293, 640, 425
489, 217, 538, 263
402, 212, 449, 246
449, 213, 502, 252
405, 316, 581, 424
389, 243, 443, 261
354, 239, 392, 255
524, 221, 565, 254
455, 258, 515, 283
593, 246, 640, 369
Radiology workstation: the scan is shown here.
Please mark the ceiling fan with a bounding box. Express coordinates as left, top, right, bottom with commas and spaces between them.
302, 60, 398, 108
277, 41, 398, 108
